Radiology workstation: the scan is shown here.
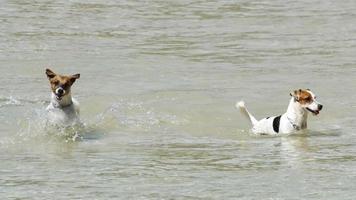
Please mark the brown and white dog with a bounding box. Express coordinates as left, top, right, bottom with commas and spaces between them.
237, 89, 323, 135
45, 68, 81, 126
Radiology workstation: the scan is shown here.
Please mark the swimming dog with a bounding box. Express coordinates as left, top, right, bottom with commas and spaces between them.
45, 68, 81, 126
237, 89, 323, 135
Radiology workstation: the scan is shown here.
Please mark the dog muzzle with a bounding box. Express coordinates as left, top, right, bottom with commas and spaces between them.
55, 87, 65, 100
306, 104, 323, 115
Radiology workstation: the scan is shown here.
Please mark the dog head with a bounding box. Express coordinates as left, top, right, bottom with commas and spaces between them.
46, 68, 80, 101
290, 89, 323, 115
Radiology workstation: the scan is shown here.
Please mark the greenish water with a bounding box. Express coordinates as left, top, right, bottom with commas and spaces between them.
1, 0, 356, 199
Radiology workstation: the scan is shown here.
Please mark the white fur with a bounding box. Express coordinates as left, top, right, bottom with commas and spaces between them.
46, 92, 80, 126
237, 91, 322, 135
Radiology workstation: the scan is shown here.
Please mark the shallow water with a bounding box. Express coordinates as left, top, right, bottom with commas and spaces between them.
1, 0, 356, 199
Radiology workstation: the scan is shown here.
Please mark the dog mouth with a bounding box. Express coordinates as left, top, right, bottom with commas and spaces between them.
55, 93, 65, 100
306, 107, 320, 115
55, 95, 62, 100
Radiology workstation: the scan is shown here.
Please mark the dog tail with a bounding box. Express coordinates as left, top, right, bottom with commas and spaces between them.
236, 101, 258, 126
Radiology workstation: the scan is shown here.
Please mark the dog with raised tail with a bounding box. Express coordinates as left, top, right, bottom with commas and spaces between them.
237, 89, 323, 135
45, 68, 81, 126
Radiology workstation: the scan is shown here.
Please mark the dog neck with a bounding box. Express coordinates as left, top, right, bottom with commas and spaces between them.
286, 97, 308, 128
51, 92, 73, 108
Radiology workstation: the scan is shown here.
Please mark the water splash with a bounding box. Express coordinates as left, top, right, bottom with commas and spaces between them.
0, 98, 188, 148
89, 100, 188, 133
0, 96, 23, 108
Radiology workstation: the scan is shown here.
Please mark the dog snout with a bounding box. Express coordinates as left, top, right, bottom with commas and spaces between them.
318, 104, 323, 110
56, 87, 64, 95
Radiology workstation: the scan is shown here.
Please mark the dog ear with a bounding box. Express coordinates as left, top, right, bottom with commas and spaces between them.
70, 74, 80, 83
46, 68, 56, 79
290, 89, 300, 101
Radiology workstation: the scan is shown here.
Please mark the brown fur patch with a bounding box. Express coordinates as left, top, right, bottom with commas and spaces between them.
294, 89, 313, 105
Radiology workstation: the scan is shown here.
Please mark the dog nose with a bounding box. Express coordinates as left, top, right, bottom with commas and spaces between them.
318, 104, 323, 110
57, 88, 64, 95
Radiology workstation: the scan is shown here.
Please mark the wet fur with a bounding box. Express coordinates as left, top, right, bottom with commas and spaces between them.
45, 69, 81, 126
237, 89, 323, 135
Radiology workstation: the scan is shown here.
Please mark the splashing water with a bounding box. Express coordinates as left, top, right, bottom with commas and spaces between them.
0, 96, 188, 148
0, 96, 23, 108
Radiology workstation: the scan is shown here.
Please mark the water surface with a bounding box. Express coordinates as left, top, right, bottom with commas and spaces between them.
1, 0, 356, 199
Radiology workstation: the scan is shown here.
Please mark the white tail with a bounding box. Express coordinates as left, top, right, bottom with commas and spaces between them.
236, 100, 258, 126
